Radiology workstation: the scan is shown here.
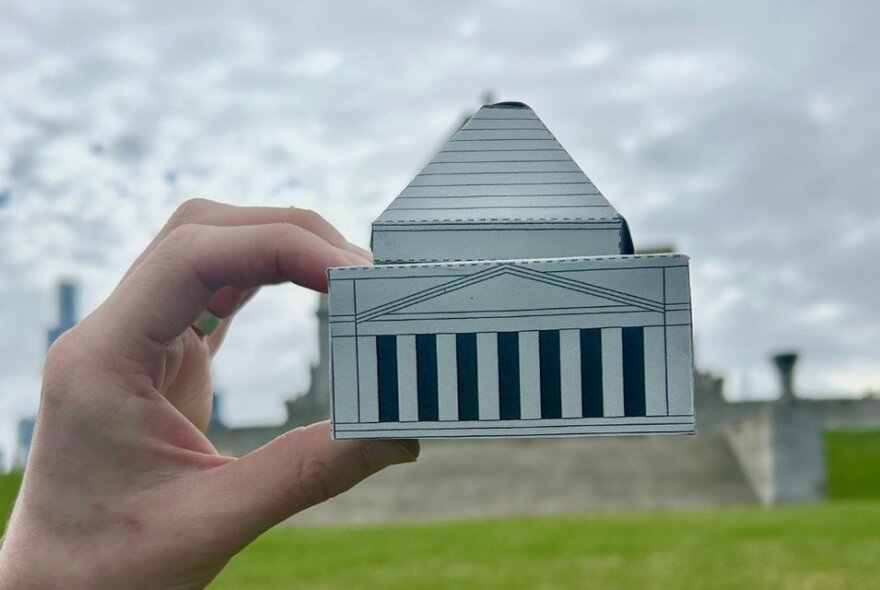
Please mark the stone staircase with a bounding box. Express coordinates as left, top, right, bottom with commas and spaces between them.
289, 431, 757, 526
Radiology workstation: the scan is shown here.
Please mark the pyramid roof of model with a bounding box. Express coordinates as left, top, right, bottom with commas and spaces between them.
374, 102, 621, 226
370, 102, 631, 264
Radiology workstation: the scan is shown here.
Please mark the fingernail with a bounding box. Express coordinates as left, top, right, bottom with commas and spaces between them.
341, 251, 371, 267
364, 440, 419, 470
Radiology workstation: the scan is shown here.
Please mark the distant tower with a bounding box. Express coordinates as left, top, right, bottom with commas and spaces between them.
311, 293, 330, 408
15, 281, 79, 468
210, 392, 224, 427
283, 293, 331, 426
772, 352, 799, 403
48, 280, 78, 347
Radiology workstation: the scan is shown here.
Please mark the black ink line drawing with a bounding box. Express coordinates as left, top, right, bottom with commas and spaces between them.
327, 101, 694, 440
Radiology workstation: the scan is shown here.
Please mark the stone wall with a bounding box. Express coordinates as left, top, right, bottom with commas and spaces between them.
208, 371, 880, 525
290, 432, 756, 526
205, 299, 880, 524
726, 403, 825, 505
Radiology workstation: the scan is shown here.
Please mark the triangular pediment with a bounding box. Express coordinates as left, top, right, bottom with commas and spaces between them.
360, 264, 662, 322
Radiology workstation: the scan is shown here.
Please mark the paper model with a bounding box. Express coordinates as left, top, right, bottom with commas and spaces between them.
327, 101, 694, 439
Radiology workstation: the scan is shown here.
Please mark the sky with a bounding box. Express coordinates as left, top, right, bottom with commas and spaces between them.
1, 0, 878, 466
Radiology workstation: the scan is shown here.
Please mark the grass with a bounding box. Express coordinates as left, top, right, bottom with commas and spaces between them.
0, 470, 22, 532
824, 430, 880, 500
3, 432, 880, 588
211, 502, 880, 589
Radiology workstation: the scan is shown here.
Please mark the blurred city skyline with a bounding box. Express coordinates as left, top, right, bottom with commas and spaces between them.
1, 0, 879, 464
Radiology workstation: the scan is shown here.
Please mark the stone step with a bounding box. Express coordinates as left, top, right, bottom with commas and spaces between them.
290, 432, 757, 526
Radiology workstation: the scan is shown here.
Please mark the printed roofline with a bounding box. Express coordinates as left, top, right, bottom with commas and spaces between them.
328, 253, 690, 275
372, 215, 622, 225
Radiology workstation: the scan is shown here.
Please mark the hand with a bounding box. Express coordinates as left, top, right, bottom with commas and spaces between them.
0, 199, 419, 589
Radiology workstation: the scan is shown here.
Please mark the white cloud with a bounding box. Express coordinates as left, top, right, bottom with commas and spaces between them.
1, 0, 879, 464
568, 42, 614, 69
285, 49, 343, 77
800, 301, 848, 325
635, 51, 746, 91
457, 18, 481, 39
804, 93, 845, 126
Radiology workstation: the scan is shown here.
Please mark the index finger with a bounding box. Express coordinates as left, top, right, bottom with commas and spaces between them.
123, 199, 371, 281
99, 222, 367, 363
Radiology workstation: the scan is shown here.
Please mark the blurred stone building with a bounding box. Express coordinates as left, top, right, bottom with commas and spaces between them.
207, 294, 332, 454
207, 293, 880, 525
19, 280, 880, 521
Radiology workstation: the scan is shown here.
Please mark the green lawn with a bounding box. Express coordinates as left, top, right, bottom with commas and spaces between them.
2, 432, 880, 589
824, 430, 880, 500
211, 502, 880, 589
0, 470, 22, 531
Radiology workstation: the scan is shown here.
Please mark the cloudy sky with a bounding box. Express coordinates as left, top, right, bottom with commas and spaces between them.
1, 0, 878, 465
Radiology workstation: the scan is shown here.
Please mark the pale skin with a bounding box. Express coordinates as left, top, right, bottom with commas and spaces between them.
0, 199, 420, 589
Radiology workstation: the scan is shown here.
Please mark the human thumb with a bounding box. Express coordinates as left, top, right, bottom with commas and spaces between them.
201, 421, 418, 552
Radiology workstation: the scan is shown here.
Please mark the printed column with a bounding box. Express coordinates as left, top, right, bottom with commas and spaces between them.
601, 328, 624, 417
397, 335, 418, 421
643, 326, 667, 416
477, 333, 500, 419
436, 334, 459, 421
357, 336, 379, 422
559, 329, 582, 418
519, 331, 541, 419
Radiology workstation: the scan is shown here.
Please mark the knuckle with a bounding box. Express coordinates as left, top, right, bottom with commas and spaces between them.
43, 327, 92, 399
45, 327, 86, 373
148, 224, 205, 278
275, 223, 303, 249
295, 454, 343, 506
168, 198, 213, 229
292, 208, 325, 228
160, 223, 202, 252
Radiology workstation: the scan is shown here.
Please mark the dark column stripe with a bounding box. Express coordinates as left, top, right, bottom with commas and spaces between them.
497, 332, 521, 420
539, 330, 562, 419
456, 333, 479, 421
416, 334, 439, 421
580, 329, 603, 417
622, 327, 647, 417
376, 335, 399, 422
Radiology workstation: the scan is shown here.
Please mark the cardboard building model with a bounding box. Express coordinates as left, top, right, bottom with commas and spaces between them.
327, 102, 694, 439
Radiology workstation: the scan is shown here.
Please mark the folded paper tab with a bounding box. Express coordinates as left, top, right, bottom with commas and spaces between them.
328, 102, 693, 440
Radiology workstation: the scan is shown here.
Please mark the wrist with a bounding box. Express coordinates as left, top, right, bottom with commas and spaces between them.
0, 546, 30, 589
0, 536, 85, 589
